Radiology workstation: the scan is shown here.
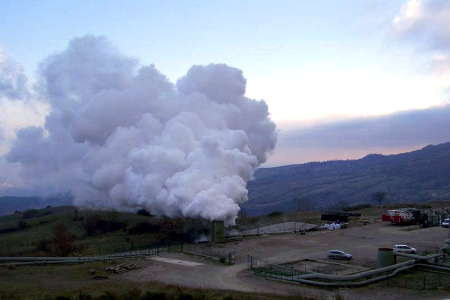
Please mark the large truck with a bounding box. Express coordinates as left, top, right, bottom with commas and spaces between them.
381, 208, 423, 225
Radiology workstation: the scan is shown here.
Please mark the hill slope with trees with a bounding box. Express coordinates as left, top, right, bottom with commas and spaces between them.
244, 142, 450, 215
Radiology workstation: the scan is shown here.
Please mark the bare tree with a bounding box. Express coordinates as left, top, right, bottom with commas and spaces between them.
372, 191, 387, 205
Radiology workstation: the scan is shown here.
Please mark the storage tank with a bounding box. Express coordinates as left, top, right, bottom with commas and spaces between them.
210, 221, 224, 242
377, 247, 396, 268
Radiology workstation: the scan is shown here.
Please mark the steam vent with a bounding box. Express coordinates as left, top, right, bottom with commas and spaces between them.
211, 221, 225, 242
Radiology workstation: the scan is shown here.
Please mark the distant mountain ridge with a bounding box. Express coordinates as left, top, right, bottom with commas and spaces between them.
0, 195, 73, 217
243, 142, 450, 215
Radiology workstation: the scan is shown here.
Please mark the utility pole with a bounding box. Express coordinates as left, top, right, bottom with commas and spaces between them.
292, 189, 299, 233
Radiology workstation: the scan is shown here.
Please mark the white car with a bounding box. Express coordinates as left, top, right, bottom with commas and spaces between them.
441, 218, 450, 228
328, 250, 352, 260
393, 245, 417, 254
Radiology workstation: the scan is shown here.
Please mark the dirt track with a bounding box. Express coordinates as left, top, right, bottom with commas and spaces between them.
123, 221, 450, 299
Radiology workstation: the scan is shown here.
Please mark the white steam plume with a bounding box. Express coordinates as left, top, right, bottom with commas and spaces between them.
6, 36, 277, 225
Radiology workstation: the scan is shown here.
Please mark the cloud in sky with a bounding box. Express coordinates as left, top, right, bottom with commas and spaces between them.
1, 35, 277, 225
0, 49, 29, 100
393, 0, 450, 49
268, 102, 450, 165
392, 0, 450, 91
0, 49, 48, 156
265, 0, 450, 166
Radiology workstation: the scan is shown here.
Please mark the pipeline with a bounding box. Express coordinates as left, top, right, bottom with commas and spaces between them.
256, 253, 450, 287
393, 252, 444, 261
255, 257, 450, 287
416, 263, 450, 273
0, 249, 158, 266
294, 260, 414, 282
283, 265, 415, 287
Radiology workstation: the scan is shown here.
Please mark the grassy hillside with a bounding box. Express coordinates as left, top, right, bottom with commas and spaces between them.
244, 142, 450, 215
0, 206, 209, 257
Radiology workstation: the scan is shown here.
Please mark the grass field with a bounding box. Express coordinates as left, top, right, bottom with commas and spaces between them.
0, 259, 302, 300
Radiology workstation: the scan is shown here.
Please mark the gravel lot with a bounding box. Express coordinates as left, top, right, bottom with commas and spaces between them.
123, 221, 450, 300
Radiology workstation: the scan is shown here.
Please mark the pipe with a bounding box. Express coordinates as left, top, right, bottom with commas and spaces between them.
255, 260, 418, 287
415, 263, 450, 272
281, 265, 415, 287
294, 260, 415, 281
257, 256, 450, 287
394, 252, 444, 260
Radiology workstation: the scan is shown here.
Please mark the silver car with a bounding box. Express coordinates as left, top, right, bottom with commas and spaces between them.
393, 245, 417, 254
328, 250, 352, 260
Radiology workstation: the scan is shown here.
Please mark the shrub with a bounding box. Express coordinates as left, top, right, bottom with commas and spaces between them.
176, 294, 194, 300
267, 211, 283, 217
128, 222, 160, 235
36, 238, 50, 252
140, 291, 166, 300
22, 209, 39, 219
17, 220, 29, 230
137, 209, 152, 217
99, 291, 119, 300
7, 264, 16, 270
123, 288, 142, 300
78, 292, 92, 300
83, 214, 126, 236
0, 227, 19, 234
54, 296, 71, 300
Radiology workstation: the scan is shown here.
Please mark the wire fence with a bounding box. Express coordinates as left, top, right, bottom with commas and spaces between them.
251, 256, 450, 290
382, 269, 450, 290
167, 243, 235, 265
254, 263, 310, 282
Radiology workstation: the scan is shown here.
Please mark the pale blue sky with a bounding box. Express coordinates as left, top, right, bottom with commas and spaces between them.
0, 0, 408, 86
2, 1, 380, 80
1, 0, 450, 165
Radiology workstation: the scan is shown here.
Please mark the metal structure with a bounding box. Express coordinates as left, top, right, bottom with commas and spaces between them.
377, 248, 396, 268
211, 220, 225, 242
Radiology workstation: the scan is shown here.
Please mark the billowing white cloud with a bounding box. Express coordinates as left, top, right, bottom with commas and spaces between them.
4, 35, 277, 226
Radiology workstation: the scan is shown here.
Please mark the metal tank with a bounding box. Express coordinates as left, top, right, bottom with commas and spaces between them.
210, 221, 225, 242
377, 247, 396, 268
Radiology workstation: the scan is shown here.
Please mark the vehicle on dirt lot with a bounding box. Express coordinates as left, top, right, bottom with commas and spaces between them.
393, 245, 417, 254
441, 218, 450, 228
328, 250, 352, 260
